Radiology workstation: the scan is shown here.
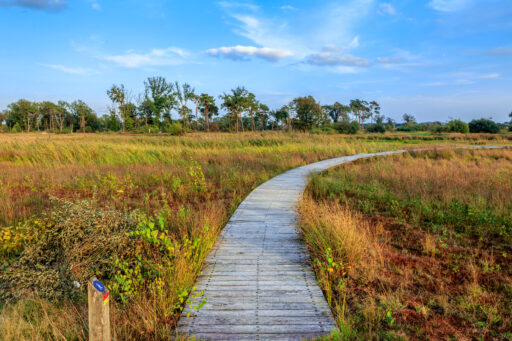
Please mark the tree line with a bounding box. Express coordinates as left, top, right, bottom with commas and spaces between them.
0, 76, 510, 134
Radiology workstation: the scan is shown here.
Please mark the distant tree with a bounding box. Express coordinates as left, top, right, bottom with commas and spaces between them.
350, 99, 369, 128
366, 114, 386, 133
509, 112, 512, 131
56, 101, 72, 132
402, 113, 416, 124
69, 100, 97, 133
175, 82, 195, 129
220, 86, 249, 132
105, 106, 122, 131
368, 101, 380, 124
289, 96, 323, 131
37, 101, 55, 131
468, 118, 499, 133
246, 92, 259, 131
386, 117, 395, 131
191, 93, 201, 130
199, 93, 218, 131
144, 77, 175, 127
107, 84, 129, 131
271, 106, 290, 130
257, 103, 269, 130
4, 99, 38, 132
323, 102, 350, 123
137, 95, 154, 127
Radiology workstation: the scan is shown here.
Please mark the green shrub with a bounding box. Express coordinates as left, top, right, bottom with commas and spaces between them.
447, 119, 469, 133
164, 122, 184, 136
397, 123, 423, 132
334, 120, 360, 134
366, 123, 386, 133
469, 118, 499, 133
11, 123, 22, 133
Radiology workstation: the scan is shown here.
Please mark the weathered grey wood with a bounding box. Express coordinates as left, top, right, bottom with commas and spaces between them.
178, 146, 511, 340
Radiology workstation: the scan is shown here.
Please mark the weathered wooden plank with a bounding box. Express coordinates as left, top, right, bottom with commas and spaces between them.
178, 316, 334, 327
179, 324, 334, 333
186, 332, 330, 341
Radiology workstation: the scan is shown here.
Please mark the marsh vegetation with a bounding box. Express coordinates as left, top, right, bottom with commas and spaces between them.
300, 148, 512, 340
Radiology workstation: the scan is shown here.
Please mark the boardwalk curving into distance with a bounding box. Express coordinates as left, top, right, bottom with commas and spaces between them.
178, 146, 509, 340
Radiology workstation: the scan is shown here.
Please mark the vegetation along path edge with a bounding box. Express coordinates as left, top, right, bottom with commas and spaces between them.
177, 145, 511, 340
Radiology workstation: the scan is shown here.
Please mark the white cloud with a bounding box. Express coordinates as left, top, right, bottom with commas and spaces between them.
103, 47, 188, 68
378, 3, 396, 15
306, 52, 369, 67
486, 46, 512, 56
0, 0, 66, 11
218, 1, 258, 11
428, 0, 471, 12
206, 45, 294, 62
39, 63, 93, 75
221, 0, 374, 58
280, 5, 297, 11
349, 36, 360, 49
91, 2, 100, 10
376, 57, 404, 64
479, 73, 500, 79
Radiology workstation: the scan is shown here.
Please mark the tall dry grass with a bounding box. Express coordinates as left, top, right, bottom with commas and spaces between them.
1, 133, 510, 339
301, 148, 512, 339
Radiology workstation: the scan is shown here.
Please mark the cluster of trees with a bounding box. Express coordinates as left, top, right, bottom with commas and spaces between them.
0, 99, 99, 133
396, 114, 512, 134
1, 77, 510, 135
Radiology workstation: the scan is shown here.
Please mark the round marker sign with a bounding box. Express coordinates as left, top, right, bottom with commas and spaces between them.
93, 280, 105, 292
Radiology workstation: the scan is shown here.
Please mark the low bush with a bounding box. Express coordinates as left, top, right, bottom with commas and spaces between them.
469, 118, 500, 133
11, 123, 21, 133
1, 198, 138, 302
166, 122, 185, 136
334, 120, 360, 134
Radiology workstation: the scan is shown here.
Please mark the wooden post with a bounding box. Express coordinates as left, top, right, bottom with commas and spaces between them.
88, 277, 111, 341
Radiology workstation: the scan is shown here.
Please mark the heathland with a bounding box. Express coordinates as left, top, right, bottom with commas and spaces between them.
0, 132, 511, 340
300, 147, 512, 340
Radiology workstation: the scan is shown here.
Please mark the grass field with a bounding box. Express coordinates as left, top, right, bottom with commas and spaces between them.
300, 147, 512, 340
0, 132, 510, 340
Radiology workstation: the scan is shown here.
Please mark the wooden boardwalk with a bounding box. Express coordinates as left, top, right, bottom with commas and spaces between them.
178, 146, 508, 340
178, 151, 407, 340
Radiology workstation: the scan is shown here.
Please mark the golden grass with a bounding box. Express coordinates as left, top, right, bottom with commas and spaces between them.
300, 148, 512, 340
1, 132, 510, 340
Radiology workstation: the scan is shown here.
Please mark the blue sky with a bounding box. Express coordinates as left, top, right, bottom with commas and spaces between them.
0, 0, 511, 122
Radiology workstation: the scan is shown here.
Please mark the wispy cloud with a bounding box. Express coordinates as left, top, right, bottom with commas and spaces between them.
90, 1, 100, 10
423, 71, 500, 86
280, 5, 297, 11
486, 46, 512, 56
103, 47, 188, 68
428, 0, 471, 12
217, 1, 258, 11
39, 63, 94, 75
220, 0, 374, 59
376, 57, 404, 64
306, 52, 370, 67
206, 45, 294, 62
480, 72, 500, 79
0, 0, 67, 11
378, 3, 396, 15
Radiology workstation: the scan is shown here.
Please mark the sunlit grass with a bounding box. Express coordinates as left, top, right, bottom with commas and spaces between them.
0, 132, 510, 340
300, 148, 512, 340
